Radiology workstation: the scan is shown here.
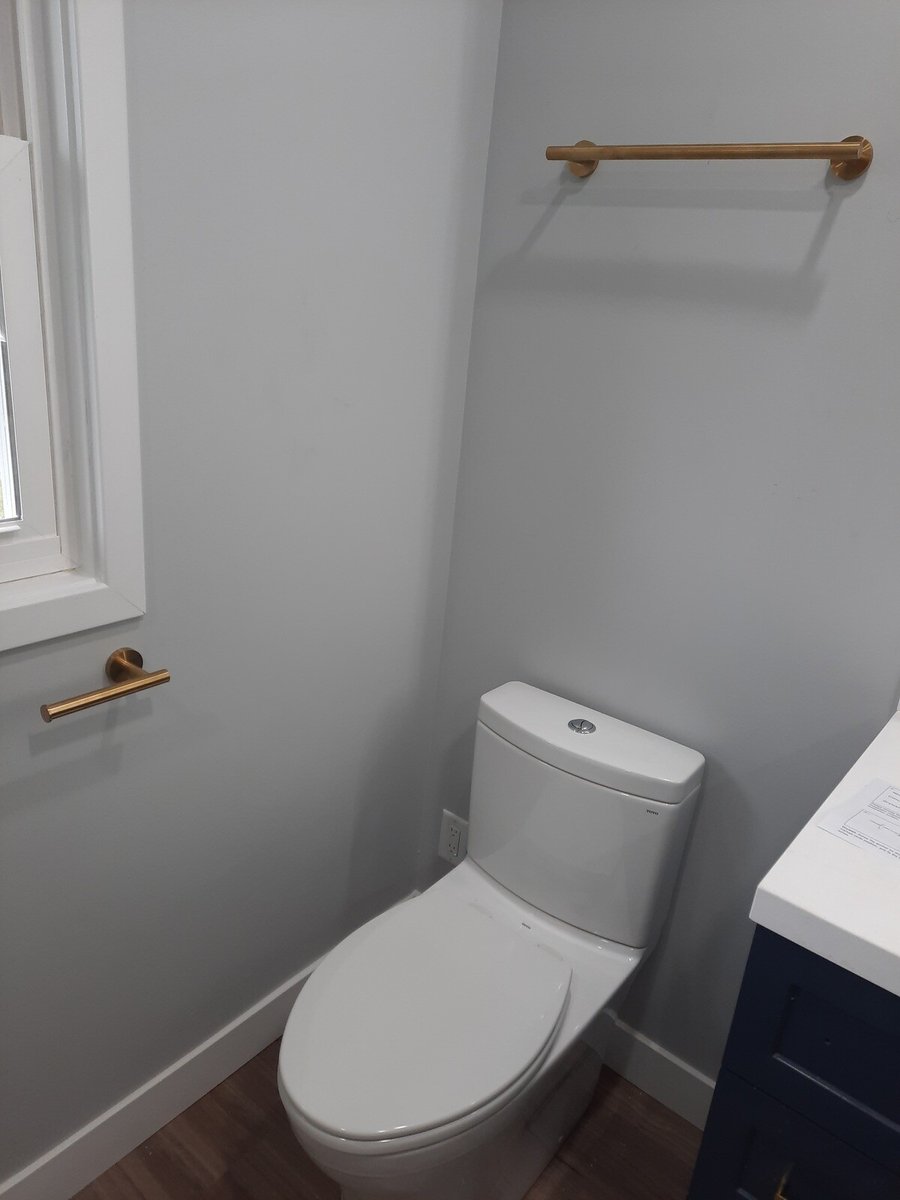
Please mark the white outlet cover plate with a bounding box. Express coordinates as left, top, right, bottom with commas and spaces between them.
439, 809, 468, 863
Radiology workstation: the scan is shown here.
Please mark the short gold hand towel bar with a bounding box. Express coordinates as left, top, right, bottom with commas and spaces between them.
40, 648, 170, 723
546, 135, 873, 180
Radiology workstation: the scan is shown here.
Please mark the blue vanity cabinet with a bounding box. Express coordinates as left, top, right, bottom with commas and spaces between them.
687, 926, 900, 1199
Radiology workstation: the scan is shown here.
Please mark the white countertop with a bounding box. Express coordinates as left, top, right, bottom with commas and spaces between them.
751, 710, 900, 998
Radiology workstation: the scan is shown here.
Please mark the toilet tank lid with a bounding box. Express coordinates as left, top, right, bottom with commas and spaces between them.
479, 682, 704, 805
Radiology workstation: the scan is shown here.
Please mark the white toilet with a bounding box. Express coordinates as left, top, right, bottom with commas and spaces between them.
278, 682, 704, 1200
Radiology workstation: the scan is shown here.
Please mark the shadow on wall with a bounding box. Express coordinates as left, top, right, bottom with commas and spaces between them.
621, 714, 881, 1072
483, 169, 856, 316
344, 698, 427, 921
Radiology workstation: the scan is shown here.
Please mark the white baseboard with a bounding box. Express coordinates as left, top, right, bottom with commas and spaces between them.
0, 958, 321, 1200
604, 1018, 716, 1130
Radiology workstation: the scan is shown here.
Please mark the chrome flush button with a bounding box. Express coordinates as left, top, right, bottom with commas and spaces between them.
568, 718, 596, 734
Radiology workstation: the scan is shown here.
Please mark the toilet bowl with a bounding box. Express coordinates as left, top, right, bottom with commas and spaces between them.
279, 860, 640, 1200
279, 682, 704, 1200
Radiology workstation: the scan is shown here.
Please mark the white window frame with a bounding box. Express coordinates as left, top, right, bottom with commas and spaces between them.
0, 0, 145, 652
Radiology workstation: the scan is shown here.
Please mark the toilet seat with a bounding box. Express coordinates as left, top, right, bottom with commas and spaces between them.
278, 890, 572, 1149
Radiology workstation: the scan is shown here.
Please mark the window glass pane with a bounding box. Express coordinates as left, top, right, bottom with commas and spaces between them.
0, 268, 21, 522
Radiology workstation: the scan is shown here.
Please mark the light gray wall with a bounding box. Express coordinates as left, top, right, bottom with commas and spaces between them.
427, 0, 900, 1081
0, 0, 500, 1179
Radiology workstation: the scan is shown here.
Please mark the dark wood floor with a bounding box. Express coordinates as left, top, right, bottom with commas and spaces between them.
76, 1040, 701, 1200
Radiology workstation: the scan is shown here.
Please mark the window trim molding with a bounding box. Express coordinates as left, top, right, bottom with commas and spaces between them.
0, 0, 145, 652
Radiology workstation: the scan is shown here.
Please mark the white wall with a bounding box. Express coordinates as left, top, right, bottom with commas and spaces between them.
428, 0, 900, 1086
0, 0, 501, 1183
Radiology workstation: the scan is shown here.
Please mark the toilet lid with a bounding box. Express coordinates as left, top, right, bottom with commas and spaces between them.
279, 892, 571, 1142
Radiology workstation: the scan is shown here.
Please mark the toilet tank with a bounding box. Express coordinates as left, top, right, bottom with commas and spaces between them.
468, 682, 704, 949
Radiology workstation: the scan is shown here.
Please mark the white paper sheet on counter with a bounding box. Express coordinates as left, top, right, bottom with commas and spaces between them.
818, 778, 900, 863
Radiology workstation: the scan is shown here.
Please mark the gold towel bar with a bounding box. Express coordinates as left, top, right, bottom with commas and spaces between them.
40, 648, 170, 723
546, 135, 873, 180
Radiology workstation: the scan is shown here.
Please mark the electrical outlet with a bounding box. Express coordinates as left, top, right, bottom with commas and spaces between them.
438, 808, 468, 864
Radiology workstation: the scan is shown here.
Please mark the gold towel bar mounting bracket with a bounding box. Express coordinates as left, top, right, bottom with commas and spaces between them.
546, 135, 873, 181
40, 647, 171, 723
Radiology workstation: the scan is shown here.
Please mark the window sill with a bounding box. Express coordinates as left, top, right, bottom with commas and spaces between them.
0, 570, 144, 652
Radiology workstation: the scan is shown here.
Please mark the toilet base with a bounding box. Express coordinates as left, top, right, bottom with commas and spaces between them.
332, 1045, 602, 1200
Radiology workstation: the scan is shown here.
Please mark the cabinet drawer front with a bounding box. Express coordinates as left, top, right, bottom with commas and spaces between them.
688, 1070, 900, 1200
723, 927, 900, 1170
